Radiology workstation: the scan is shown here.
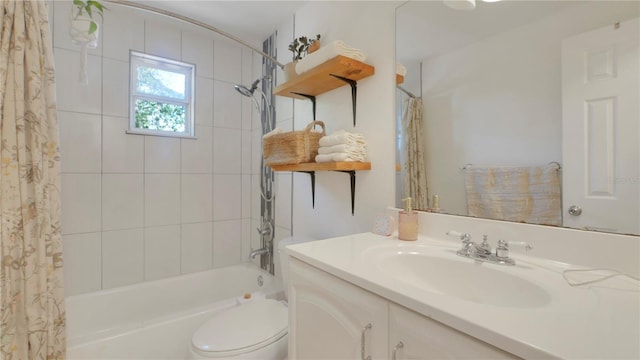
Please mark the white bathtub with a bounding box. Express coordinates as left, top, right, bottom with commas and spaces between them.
66, 263, 283, 359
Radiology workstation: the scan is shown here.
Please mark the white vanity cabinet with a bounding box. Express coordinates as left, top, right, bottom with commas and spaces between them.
289, 257, 519, 360
389, 303, 518, 359
288, 257, 388, 359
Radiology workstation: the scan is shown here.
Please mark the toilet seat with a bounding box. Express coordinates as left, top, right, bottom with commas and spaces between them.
191, 299, 288, 358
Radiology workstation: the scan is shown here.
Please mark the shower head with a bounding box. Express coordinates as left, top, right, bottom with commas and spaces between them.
234, 78, 261, 97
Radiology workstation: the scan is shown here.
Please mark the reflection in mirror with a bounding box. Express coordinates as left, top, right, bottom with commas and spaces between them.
396, 1, 639, 236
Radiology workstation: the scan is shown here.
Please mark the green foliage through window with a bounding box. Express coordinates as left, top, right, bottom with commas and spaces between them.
134, 99, 185, 132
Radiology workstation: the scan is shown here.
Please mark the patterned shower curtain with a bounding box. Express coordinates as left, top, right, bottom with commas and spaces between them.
0, 1, 66, 359
401, 97, 428, 210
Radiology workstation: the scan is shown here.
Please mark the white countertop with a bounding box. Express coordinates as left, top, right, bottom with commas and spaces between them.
286, 232, 640, 359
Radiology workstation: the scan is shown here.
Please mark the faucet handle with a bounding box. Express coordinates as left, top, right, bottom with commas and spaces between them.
446, 230, 471, 243
496, 240, 532, 259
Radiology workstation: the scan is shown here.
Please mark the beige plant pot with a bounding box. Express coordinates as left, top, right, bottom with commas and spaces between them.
284, 61, 298, 82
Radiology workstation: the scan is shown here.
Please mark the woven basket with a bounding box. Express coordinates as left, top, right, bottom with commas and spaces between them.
264, 121, 325, 166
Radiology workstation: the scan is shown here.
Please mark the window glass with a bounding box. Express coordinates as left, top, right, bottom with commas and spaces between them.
129, 51, 195, 137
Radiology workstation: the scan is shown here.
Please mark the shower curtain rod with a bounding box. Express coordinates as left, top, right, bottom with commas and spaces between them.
396, 85, 418, 98
103, 0, 285, 70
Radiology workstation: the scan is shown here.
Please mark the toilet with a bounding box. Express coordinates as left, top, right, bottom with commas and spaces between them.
188, 237, 314, 359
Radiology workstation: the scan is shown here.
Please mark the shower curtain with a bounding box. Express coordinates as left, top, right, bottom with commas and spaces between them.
0, 1, 66, 359
401, 97, 428, 210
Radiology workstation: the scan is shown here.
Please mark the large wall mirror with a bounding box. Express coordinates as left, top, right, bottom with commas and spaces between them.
396, 0, 639, 236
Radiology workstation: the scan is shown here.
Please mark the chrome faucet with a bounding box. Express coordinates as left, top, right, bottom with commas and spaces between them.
249, 247, 269, 259
446, 231, 532, 266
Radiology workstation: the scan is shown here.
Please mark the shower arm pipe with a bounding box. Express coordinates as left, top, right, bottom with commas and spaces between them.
103, 0, 285, 70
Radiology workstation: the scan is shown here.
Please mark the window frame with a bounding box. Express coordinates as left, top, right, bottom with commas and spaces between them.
128, 51, 196, 138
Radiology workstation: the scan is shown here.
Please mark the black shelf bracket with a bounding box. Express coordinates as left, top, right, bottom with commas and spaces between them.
292, 92, 317, 120
329, 74, 358, 126
336, 170, 357, 215
299, 171, 316, 208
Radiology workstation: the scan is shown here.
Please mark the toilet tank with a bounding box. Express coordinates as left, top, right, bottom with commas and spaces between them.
277, 236, 317, 297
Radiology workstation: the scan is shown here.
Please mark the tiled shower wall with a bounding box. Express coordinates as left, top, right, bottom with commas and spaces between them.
53, 2, 261, 296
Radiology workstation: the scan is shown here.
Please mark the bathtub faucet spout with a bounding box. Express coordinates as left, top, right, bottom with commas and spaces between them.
249, 248, 269, 259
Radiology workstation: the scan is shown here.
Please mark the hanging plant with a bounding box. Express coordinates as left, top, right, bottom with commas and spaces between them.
72, 0, 106, 35
69, 0, 107, 84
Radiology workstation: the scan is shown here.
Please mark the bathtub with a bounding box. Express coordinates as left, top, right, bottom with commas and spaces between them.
66, 263, 283, 359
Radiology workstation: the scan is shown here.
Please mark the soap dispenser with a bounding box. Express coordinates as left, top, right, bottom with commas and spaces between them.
399, 197, 418, 241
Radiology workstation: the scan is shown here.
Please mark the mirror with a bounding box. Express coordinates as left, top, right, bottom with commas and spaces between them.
396, 0, 639, 236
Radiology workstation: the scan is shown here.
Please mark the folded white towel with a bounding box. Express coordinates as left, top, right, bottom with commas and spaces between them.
396, 63, 407, 76
317, 143, 366, 155
319, 130, 366, 147
263, 128, 283, 138
296, 40, 366, 75
315, 152, 366, 163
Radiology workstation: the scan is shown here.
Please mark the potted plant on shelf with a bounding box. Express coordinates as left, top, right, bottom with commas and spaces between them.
284, 34, 321, 81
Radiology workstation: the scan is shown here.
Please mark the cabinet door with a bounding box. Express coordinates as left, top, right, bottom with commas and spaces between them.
288, 258, 388, 360
389, 303, 518, 359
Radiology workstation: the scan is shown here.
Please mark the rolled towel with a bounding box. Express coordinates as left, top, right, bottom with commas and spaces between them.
319, 130, 366, 147
315, 152, 366, 163
317, 143, 366, 155
263, 128, 283, 138
296, 40, 366, 75
396, 63, 407, 76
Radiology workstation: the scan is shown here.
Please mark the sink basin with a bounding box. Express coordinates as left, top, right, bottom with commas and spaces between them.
376, 250, 551, 308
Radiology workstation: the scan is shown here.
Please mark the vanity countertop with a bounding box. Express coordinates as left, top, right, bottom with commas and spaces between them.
286, 232, 640, 359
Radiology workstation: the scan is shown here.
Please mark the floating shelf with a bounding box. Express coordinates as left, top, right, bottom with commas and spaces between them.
396, 74, 404, 84
269, 161, 371, 215
274, 56, 375, 126
268, 161, 371, 172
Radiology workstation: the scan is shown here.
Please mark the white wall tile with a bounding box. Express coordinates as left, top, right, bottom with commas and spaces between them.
181, 222, 213, 274
61, 174, 101, 235
195, 77, 214, 126
181, 174, 213, 223
145, 174, 180, 227
213, 128, 242, 174
241, 48, 254, 89
241, 130, 252, 175
54, 49, 102, 114
213, 174, 242, 221
145, 225, 181, 281
241, 219, 251, 263
183, 31, 214, 79
102, 174, 144, 231
59, 111, 101, 173
251, 130, 262, 175
102, 228, 144, 289
275, 172, 292, 229
251, 173, 261, 221
213, 80, 242, 129
213, 40, 242, 83
213, 220, 242, 268
62, 232, 102, 295
241, 175, 251, 219
182, 126, 212, 174
103, 116, 144, 173
145, 136, 181, 173
145, 19, 181, 60
242, 96, 253, 131
249, 219, 262, 267
102, 58, 129, 117
102, 5, 145, 62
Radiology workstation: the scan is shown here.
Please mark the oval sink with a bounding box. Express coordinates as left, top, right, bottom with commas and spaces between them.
378, 252, 551, 308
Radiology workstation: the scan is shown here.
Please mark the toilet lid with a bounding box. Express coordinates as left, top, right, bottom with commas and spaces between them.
192, 299, 288, 355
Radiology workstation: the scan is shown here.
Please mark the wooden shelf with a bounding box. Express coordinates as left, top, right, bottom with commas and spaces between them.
269, 161, 371, 172
274, 56, 375, 99
396, 74, 404, 84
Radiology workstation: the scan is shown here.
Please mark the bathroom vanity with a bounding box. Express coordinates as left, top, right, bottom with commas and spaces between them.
285, 231, 639, 359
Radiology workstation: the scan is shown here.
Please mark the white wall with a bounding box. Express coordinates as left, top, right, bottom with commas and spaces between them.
287, 1, 397, 240
421, 2, 639, 216
54, 2, 258, 295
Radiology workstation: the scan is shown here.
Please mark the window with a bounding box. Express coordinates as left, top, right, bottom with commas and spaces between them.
129, 51, 195, 137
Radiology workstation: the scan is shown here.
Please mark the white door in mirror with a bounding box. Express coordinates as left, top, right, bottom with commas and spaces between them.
561, 17, 640, 235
